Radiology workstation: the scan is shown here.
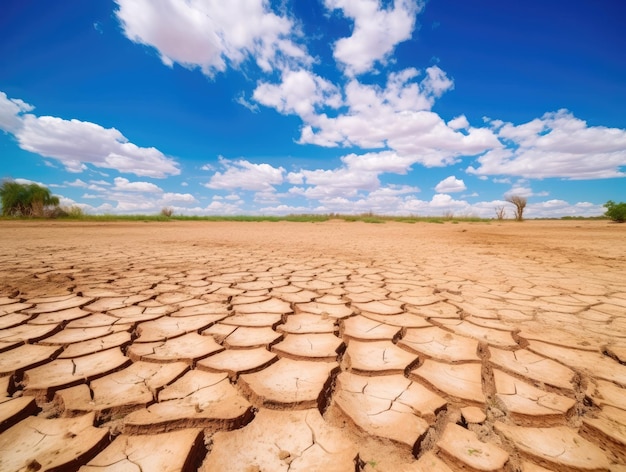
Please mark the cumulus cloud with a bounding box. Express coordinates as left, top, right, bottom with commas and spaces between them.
205, 158, 285, 191
469, 110, 626, 179
276, 188, 479, 217
341, 151, 415, 174
288, 151, 418, 201
0, 91, 33, 133
294, 167, 380, 199
448, 115, 469, 130
435, 176, 467, 193
325, 0, 423, 76
0, 91, 180, 178
161, 192, 197, 203
65, 179, 89, 188
113, 177, 162, 193
253, 69, 342, 120
421, 65, 455, 98
295, 67, 498, 166
203, 198, 244, 214
71, 177, 197, 214
18, 115, 179, 177
517, 200, 603, 219
115, 0, 309, 76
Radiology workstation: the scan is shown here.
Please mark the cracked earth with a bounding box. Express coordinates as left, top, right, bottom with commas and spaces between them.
0, 219, 625, 471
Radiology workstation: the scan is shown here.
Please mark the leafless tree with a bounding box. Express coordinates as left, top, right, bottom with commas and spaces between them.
495, 206, 506, 220
506, 195, 527, 221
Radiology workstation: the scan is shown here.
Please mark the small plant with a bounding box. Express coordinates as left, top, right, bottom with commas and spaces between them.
44, 206, 69, 218
160, 207, 174, 217
67, 205, 84, 218
604, 200, 626, 223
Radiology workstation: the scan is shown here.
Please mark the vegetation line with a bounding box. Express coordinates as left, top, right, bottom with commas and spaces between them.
1, 180, 619, 223
0, 211, 494, 224
0, 211, 611, 224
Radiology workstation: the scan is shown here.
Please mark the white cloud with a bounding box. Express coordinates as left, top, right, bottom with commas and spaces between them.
66, 178, 198, 214
341, 151, 415, 174
421, 65, 454, 98
0, 92, 33, 133
297, 68, 497, 166
253, 69, 341, 120
296, 167, 380, 199
286, 172, 304, 185
235, 93, 260, 113
205, 158, 285, 191
435, 176, 466, 193
113, 177, 162, 193
17, 115, 180, 177
14, 177, 45, 186
161, 192, 197, 203
115, 0, 309, 76
448, 115, 469, 130
525, 200, 604, 218
203, 199, 244, 214
1, 91, 180, 178
468, 110, 626, 179
288, 151, 417, 201
66, 179, 89, 188
325, 0, 423, 76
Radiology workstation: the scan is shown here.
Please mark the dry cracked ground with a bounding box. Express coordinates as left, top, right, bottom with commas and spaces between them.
0, 219, 625, 472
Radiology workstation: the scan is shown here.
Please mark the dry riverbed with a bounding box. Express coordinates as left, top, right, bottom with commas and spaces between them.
0, 219, 625, 471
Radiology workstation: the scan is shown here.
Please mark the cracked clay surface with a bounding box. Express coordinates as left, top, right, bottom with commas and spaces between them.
0, 219, 625, 471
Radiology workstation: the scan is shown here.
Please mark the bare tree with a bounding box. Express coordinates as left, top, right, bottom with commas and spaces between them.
506, 195, 527, 221
495, 206, 506, 220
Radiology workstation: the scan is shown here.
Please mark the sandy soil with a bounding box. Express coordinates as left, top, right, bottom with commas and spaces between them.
0, 219, 624, 471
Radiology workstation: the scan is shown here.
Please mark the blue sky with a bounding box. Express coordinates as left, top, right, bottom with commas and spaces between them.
1, 0, 625, 217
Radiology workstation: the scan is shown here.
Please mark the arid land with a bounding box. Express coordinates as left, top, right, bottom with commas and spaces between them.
0, 219, 625, 471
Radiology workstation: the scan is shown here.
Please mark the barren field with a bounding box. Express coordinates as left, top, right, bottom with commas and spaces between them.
0, 219, 625, 471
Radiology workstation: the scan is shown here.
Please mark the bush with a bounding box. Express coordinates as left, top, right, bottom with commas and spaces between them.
604, 200, 626, 223
45, 206, 69, 219
160, 207, 174, 217
0, 180, 60, 217
66, 206, 85, 218
506, 195, 527, 221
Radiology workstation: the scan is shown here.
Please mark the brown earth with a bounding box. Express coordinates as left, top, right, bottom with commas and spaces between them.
0, 219, 625, 471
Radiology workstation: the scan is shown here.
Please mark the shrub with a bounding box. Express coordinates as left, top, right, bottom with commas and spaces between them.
0, 180, 60, 217
506, 195, 527, 221
45, 206, 69, 218
604, 200, 626, 223
160, 207, 174, 217
66, 206, 85, 218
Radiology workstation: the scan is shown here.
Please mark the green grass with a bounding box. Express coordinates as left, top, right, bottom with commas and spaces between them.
3, 212, 605, 224
560, 215, 608, 220
0, 213, 492, 223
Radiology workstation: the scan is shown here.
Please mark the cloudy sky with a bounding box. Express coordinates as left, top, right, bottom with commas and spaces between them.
1, 0, 625, 217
